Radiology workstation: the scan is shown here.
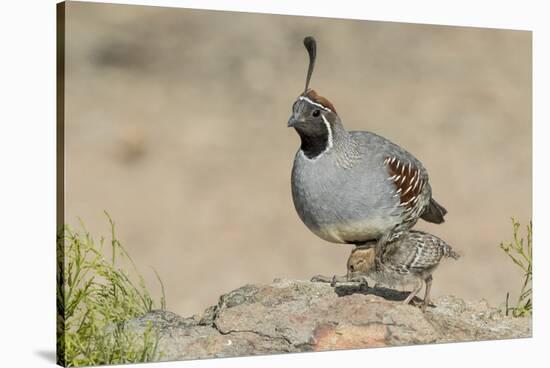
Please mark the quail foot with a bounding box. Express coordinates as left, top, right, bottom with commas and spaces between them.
289, 36, 447, 247
347, 230, 460, 311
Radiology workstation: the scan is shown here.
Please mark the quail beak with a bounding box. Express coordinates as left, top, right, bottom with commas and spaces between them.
287, 116, 304, 128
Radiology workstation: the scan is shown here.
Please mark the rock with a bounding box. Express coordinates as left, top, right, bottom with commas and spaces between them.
125, 279, 531, 362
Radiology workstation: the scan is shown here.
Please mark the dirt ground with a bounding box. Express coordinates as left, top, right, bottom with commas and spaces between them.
63, 2, 532, 316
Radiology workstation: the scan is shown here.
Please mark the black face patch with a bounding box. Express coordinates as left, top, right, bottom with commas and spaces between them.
296, 123, 330, 159
295, 107, 330, 158
289, 95, 335, 159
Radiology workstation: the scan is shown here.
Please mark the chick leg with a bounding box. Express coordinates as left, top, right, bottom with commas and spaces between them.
403, 278, 423, 306
310, 274, 347, 284
421, 275, 433, 312
311, 275, 333, 283
345, 273, 369, 287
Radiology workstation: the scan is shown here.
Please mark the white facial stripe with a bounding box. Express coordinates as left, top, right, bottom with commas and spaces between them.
298, 96, 333, 112
321, 115, 334, 151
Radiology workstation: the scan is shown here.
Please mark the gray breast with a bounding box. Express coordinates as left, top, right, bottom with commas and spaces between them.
291, 140, 403, 244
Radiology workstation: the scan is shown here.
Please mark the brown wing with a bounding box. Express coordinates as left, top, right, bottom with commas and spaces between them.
384, 156, 425, 211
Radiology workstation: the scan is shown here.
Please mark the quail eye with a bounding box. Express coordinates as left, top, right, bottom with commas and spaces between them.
312, 109, 321, 117
349, 265, 355, 271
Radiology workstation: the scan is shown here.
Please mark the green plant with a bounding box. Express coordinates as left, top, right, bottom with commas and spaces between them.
500, 218, 532, 317
57, 212, 166, 366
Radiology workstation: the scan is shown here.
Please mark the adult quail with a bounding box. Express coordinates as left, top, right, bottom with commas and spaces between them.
346, 230, 460, 311
289, 36, 447, 246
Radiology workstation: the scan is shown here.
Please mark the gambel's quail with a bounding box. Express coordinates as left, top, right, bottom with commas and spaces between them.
289, 36, 447, 247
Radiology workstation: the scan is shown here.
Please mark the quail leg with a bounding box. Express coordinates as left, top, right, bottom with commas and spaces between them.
354, 240, 377, 250
311, 275, 333, 283
331, 274, 349, 286
421, 275, 433, 312
402, 278, 423, 306
310, 274, 347, 284
346, 273, 369, 287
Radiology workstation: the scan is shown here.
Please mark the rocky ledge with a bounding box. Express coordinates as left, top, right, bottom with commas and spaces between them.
125, 279, 531, 361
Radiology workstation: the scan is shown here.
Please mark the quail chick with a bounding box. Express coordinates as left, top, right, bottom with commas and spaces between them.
347, 231, 460, 311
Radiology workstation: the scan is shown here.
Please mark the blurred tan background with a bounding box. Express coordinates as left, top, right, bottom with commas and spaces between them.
64, 2, 532, 316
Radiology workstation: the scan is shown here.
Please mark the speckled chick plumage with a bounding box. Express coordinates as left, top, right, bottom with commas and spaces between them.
289, 37, 447, 246
347, 230, 460, 309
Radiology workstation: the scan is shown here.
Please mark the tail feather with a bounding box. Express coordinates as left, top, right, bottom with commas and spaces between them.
446, 248, 461, 260
421, 198, 447, 224
440, 241, 461, 260
449, 250, 460, 259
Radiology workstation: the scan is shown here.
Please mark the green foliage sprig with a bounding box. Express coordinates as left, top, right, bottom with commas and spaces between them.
500, 218, 532, 317
57, 212, 165, 366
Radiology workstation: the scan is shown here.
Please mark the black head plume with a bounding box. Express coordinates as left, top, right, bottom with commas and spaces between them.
303, 36, 316, 94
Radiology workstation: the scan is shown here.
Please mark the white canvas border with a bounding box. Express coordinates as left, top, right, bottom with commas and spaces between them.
0, 1, 546, 367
